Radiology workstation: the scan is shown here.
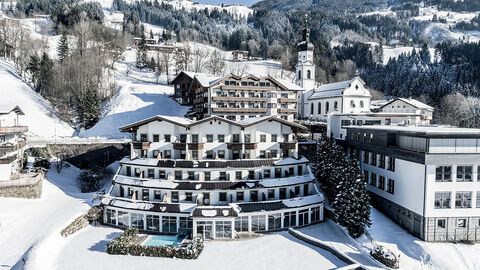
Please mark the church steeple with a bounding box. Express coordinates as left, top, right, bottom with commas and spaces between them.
296, 14, 316, 90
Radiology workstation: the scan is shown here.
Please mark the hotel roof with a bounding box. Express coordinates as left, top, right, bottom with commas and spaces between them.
346, 125, 480, 136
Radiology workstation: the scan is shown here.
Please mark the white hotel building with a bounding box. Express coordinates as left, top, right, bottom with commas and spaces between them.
341, 125, 480, 242
0, 105, 27, 180
102, 115, 324, 239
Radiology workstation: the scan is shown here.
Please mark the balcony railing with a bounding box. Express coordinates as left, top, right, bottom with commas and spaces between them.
277, 108, 298, 113
279, 142, 296, 150
220, 85, 276, 91
132, 141, 150, 150
244, 143, 257, 150
212, 107, 267, 113
212, 96, 267, 102
173, 142, 186, 150
0, 141, 26, 152
0, 154, 17, 164
277, 98, 297, 103
227, 142, 243, 150
188, 143, 204, 150
0, 126, 28, 134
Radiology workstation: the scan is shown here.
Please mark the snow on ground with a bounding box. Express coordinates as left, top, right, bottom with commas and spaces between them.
383, 46, 437, 65
0, 164, 98, 270
367, 208, 480, 270
52, 226, 347, 270
0, 59, 74, 137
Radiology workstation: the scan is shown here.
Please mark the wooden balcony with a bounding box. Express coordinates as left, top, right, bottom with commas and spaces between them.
212, 107, 267, 113
279, 142, 296, 150
0, 126, 28, 135
0, 141, 26, 152
277, 98, 297, 103
132, 141, 151, 150
220, 85, 276, 91
0, 154, 17, 164
277, 108, 298, 114
188, 143, 204, 150
173, 142, 186, 150
244, 143, 257, 150
227, 142, 243, 150
212, 96, 267, 102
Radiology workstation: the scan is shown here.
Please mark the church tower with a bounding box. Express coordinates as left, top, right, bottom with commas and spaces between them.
295, 16, 316, 90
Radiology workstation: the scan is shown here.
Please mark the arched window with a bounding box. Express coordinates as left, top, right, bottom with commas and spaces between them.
298, 70, 302, 80
334, 101, 338, 110
325, 102, 329, 114
310, 103, 314, 114
360, 101, 364, 108
350, 100, 355, 108
317, 102, 321, 114
307, 70, 311, 79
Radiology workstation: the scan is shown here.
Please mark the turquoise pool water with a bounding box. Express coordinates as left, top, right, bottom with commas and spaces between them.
142, 235, 186, 247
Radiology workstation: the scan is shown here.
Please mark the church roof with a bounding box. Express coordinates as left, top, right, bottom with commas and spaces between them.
297, 41, 314, 51
307, 76, 368, 100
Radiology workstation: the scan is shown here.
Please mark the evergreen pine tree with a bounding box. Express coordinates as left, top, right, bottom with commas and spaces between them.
27, 53, 40, 90
136, 30, 148, 68
149, 29, 154, 39
57, 32, 69, 62
38, 53, 53, 96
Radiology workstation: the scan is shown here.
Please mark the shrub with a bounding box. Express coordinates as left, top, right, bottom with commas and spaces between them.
106, 228, 204, 259
34, 158, 51, 170
77, 167, 113, 193
370, 245, 399, 269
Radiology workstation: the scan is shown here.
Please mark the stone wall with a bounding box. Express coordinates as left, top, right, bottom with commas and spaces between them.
0, 174, 43, 199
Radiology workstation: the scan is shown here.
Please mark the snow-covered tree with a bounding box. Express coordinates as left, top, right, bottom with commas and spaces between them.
57, 31, 69, 62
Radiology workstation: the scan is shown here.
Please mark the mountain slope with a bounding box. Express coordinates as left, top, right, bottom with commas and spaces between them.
251, 0, 390, 12
0, 59, 74, 138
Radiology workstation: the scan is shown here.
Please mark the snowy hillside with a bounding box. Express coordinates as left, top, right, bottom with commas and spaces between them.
0, 59, 74, 137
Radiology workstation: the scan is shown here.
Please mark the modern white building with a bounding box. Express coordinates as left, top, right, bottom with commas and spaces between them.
102, 115, 324, 239
379, 97, 434, 122
0, 105, 27, 180
341, 125, 480, 242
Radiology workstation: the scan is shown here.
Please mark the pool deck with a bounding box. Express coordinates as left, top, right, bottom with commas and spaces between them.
132, 235, 148, 245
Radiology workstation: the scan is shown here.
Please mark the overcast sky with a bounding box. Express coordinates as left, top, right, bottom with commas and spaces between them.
195, 0, 259, 7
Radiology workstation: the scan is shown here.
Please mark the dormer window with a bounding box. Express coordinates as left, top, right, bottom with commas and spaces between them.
350, 100, 356, 108
360, 101, 364, 108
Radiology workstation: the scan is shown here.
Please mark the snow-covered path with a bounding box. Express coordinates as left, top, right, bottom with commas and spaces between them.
0, 59, 74, 138
0, 166, 94, 270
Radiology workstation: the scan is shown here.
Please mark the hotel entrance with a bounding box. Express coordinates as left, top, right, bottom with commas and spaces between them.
196, 221, 213, 239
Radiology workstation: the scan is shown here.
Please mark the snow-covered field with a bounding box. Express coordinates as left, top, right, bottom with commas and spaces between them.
0, 59, 74, 137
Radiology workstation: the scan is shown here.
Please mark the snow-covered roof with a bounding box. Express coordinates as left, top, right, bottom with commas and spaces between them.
381, 98, 434, 110
194, 74, 222, 87
115, 175, 179, 189
259, 173, 314, 188
282, 194, 324, 208
0, 105, 24, 115
273, 157, 309, 166
275, 78, 304, 91
308, 76, 368, 100
119, 115, 193, 131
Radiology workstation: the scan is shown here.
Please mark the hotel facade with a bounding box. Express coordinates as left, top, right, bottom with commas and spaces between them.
102, 115, 324, 239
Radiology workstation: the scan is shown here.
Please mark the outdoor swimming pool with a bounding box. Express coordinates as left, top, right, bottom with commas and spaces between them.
142, 235, 187, 247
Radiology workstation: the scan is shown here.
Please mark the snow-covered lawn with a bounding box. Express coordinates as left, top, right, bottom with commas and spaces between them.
52, 226, 347, 270
0, 59, 74, 137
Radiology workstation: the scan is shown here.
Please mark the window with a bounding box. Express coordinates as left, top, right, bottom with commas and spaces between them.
279, 188, 286, 199
219, 192, 227, 202
350, 100, 355, 108
175, 171, 182, 180
259, 134, 266, 142
283, 134, 289, 142
236, 191, 244, 201
317, 102, 321, 114
146, 215, 160, 231
179, 217, 193, 231
154, 190, 161, 200
325, 102, 329, 114
204, 172, 211, 181
477, 192, 480, 208
455, 192, 472, 208
434, 192, 451, 209
294, 186, 300, 196
219, 172, 227, 181
456, 166, 473, 182
236, 171, 242, 180
218, 134, 225, 142
310, 103, 314, 114
153, 150, 159, 158
264, 169, 271, 178
147, 169, 154, 179
271, 134, 277, 142
218, 150, 225, 159
304, 183, 309, 196
268, 213, 282, 230
206, 150, 214, 159
171, 191, 179, 203
158, 170, 166, 179
268, 189, 275, 199
164, 134, 171, 142
206, 134, 213, 142
244, 134, 251, 143
298, 70, 302, 80
311, 206, 321, 222
387, 179, 395, 194
387, 157, 395, 171
153, 134, 159, 142
250, 190, 258, 202
134, 168, 141, 177
307, 70, 311, 79
248, 170, 255, 180
117, 211, 129, 227
106, 209, 116, 225
271, 150, 278, 158
379, 155, 385, 168
131, 213, 144, 229
203, 193, 210, 205
188, 171, 195, 180
370, 153, 377, 166
235, 216, 249, 232
180, 134, 187, 143
162, 216, 177, 233
260, 150, 266, 158
298, 165, 303, 175
185, 192, 193, 202
378, 176, 385, 190
192, 150, 199, 160
126, 166, 131, 177
251, 215, 266, 231
164, 150, 171, 158
232, 134, 240, 143
215, 221, 232, 238
457, 218, 467, 228
140, 133, 148, 142
435, 166, 452, 182
284, 211, 296, 227
437, 219, 446, 229
363, 151, 369, 163
142, 189, 149, 200
370, 172, 377, 186
360, 100, 364, 108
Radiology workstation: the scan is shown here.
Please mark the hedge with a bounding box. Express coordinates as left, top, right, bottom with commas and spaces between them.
107, 228, 204, 259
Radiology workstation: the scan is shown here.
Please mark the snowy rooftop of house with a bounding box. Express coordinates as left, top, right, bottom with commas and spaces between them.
0, 105, 24, 115
308, 76, 368, 100
381, 98, 434, 110
346, 125, 480, 136
329, 112, 421, 117
370, 99, 389, 108
194, 74, 222, 87
275, 78, 305, 91
232, 194, 324, 213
